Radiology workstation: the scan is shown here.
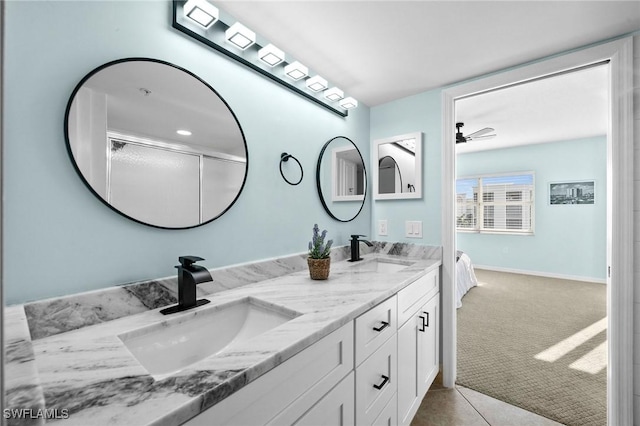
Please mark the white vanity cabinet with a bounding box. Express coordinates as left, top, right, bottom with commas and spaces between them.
397, 269, 440, 426
182, 265, 441, 426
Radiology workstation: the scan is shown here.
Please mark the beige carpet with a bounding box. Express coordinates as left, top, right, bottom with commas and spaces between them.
456, 270, 607, 426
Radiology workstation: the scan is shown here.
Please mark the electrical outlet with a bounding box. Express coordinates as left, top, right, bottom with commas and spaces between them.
378, 219, 388, 236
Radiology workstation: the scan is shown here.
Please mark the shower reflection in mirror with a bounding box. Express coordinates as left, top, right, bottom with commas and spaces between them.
104, 133, 245, 227
316, 136, 367, 222
65, 58, 248, 229
373, 132, 422, 200
332, 144, 365, 201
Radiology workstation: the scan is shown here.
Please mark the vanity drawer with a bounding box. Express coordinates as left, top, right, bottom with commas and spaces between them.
185, 322, 354, 425
398, 268, 439, 327
355, 334, 397, 426
371, 391, 397, 426
355, 296, 397, 366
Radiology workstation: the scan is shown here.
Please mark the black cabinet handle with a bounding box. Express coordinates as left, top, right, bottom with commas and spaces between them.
372, 321, 389, 332
418, 312, 429, 332
373, 375, 390, 390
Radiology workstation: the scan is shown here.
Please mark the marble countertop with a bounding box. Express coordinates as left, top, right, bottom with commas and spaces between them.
8, 253, 440, 426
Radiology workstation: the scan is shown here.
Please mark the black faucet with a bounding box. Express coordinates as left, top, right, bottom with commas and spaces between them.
160, 256, 213, 315
349, 235, 374, 262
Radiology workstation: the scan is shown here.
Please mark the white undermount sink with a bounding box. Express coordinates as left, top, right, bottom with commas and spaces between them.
350, 258, 414, 273
118, 297, 300, 379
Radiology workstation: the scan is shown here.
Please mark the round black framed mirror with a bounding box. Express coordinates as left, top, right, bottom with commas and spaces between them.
316, 136, 367, 222
64, 58, 248, 229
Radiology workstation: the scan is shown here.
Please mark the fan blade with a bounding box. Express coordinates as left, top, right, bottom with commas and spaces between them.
466, 127, 495, 138
467, 134, 496, 141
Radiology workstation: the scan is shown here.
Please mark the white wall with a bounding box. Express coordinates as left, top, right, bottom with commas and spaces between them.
632, 34, 640, 424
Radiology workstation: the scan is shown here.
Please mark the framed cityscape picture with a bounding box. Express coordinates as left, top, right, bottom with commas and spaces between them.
549, 180, 595, 205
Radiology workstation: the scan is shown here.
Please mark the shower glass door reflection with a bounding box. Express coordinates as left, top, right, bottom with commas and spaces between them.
108, 141, 200, 228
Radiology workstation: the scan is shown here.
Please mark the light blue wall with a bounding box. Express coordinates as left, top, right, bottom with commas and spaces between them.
370, 90, 442, 245
2, 1, 370, 304
456, 137, 607, 281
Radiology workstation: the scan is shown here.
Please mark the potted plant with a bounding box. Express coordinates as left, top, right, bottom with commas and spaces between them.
308, 224, 333, 280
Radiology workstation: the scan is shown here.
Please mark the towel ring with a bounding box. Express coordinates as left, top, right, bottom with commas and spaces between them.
279, 152, 303, 186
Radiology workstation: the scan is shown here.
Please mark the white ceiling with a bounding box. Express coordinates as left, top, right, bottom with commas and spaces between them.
212, 1, 636, 152
454, 64, 609, 153
217, 1, 639, 108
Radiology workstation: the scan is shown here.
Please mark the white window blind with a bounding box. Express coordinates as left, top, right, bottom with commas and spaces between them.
456, 173, 534, 234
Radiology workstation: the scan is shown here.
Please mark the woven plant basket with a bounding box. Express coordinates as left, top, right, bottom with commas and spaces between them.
307, 257, 331, 280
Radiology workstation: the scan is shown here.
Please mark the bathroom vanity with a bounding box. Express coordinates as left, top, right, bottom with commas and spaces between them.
6, 246, 440, 426
185, 262, 439, 426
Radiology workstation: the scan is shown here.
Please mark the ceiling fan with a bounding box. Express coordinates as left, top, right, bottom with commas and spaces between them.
456, 122, 496, 144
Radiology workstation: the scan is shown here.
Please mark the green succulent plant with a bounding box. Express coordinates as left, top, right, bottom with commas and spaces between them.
308, 224, 333, 259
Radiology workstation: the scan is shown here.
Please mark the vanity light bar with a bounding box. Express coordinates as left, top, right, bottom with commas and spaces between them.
284, 61, 308, 81
258, 44, 285, 67
339, 97, 358, 109
225, 22, 256, 50
324, 87, 344, 102
306, 75, 328, 92
174, 1, 357, 115
183, 0, 219, 28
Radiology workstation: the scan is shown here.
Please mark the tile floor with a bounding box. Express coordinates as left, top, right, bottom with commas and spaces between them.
411, 380, 564, 426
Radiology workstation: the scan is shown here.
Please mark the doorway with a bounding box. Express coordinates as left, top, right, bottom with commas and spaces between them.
441, 37, 634, 425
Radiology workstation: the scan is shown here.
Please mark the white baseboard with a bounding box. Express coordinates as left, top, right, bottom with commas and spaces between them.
473, 264, 607, 284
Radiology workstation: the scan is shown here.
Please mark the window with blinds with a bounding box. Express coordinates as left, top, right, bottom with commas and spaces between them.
456, 173, 534, 234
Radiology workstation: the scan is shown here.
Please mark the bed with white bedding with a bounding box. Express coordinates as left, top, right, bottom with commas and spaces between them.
456, 251, 478, 308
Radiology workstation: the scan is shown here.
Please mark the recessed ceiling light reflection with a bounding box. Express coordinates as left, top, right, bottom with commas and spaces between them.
176, 130, 192, 136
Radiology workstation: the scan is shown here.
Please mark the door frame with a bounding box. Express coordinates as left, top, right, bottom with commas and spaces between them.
441, 37, 634, 425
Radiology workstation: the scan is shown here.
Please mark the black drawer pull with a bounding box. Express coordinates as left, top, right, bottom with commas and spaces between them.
373, 375, 390, 390
372, 321, 389, 332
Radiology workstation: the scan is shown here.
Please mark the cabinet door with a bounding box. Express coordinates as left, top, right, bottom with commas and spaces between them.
417, 294, 439, 397
397, 314, 419, 426
281, 372, 354, 426
397, 293, 440, 426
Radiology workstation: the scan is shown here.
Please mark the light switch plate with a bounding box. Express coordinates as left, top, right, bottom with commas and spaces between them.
378, 220, 388, 236
405, 220, 423, 238
405, 221, 413, 237
413, 220, 422, 238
